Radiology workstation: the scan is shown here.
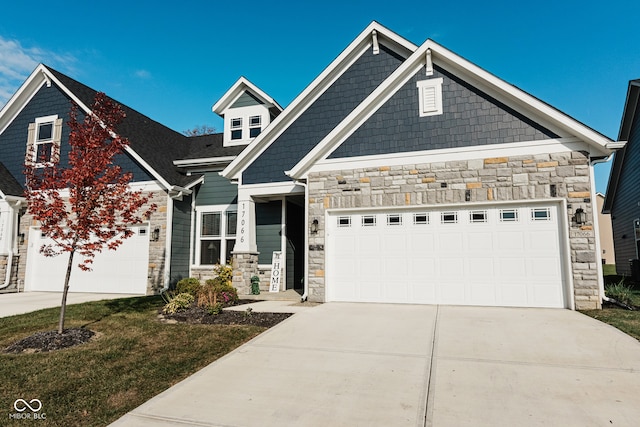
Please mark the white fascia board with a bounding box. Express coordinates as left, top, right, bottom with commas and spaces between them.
239, 181, 305, 197
0, 64, 51, 135
305, 138, 589, 176
221, 22, 416, 181
183, 175, 205, 190
173, 156, 237, 167
212, 77, 283, 115
425, 40, 613, 152
122, 146, 172, 190
606, 141, 626, 150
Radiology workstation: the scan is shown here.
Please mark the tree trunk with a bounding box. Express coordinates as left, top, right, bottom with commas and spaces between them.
58, 250, 75, 334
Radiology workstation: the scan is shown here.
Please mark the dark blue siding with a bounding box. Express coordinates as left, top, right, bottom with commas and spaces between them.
611, 104, 640, 275
242, 46, 405, 184
330, 65, 558, 158
194, 172, 238, 206
0, 83, 153, 188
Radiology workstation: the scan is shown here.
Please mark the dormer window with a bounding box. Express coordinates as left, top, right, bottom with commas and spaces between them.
231, 118, 243, 140
249, 115, 262, 138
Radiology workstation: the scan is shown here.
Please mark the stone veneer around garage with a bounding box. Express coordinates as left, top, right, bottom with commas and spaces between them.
14, 190, 169, 295
306, 151, 600, 310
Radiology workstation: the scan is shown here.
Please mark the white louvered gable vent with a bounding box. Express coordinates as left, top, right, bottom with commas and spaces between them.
417, 78, 443, 117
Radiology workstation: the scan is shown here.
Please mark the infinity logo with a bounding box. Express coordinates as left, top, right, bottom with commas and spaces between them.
14, 399, 42, 412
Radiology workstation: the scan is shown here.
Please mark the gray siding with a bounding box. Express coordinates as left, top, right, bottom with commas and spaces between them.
256, 201, 281, 264
330, 65, 558, 158
170, 194, 192, 285
195, 171, 238, 206
611, 105, 640, 275
231, 92, 264, 108
242, 46, 405, 184
0, 83, 153, 186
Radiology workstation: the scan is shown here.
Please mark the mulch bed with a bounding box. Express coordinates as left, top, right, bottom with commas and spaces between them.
4, 328, 96, 354
160, 305, 292, 328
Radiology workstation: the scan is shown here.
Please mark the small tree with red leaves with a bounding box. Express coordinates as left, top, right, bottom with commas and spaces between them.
25, 93, 157, 334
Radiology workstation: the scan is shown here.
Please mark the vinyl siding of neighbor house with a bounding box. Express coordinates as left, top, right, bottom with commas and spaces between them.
170, 194, 192, 286
329, 65, 558, 158
256, 201, 281, 264
194, 171, 238, 206
611, 105, 640, 275
0, 83, 153, 186
242, 45, 405, 184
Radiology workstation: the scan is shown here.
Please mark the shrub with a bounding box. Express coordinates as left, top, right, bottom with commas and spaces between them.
605, 279, 635, 306
163, 293, 195, 314
197, 264, 238, 309
175, 277, 201, 296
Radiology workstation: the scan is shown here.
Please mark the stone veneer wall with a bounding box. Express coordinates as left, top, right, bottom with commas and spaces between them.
15, 190, 169, 295
307, 151, 600, 309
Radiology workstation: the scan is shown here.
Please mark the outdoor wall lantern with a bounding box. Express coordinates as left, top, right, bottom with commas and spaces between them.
310, 219, 319, 234
18, 233, 25, 245
574, 208, 587, 225
151, 228, 160, 242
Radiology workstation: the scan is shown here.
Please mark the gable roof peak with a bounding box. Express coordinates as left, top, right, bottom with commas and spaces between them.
212, 76, 282, 116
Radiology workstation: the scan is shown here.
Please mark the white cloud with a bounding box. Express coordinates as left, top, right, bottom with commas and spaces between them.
134, 69, 151, 79
0, 36, 76, 107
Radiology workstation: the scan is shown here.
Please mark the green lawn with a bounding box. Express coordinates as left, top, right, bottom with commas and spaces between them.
0, 296, 265, 427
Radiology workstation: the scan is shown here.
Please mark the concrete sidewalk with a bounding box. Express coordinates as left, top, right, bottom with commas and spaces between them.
0, 292, 141, 318
111, 303, 640, 426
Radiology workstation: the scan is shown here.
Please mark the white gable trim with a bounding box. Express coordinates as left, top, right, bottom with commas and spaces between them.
212, 77, 283, 115
220, 21, 417, 181
297, 137, 590, 177
287, 39, 613, 179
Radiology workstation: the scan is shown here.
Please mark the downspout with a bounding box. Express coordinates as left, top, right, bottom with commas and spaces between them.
590, 155, 613, 304
295, 179, 309, 302
1, 200, 22, 290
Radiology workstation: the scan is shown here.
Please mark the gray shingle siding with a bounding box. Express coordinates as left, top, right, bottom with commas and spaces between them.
242, 46, 405, 184
194, 172, 238, 206
170, 194, 192, 285
0, 83, 153, 187
611, 105, 640, 275
329, 65, 558, 158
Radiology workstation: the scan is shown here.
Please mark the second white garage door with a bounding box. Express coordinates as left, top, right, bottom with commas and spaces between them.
25, 225, 150, 294
326, 203, 568, 308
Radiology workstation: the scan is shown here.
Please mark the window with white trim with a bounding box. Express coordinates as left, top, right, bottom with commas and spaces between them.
249, 115, 262, 138
362, 215, 376, 226
230, 118, 243, 140
416, 78, 444, 117
500, 209, 519, 222
27, 115, 62, 167
196, 206, 237, 265
531, 208, 551, 221
470, 210, 488, 223
387, 214, 402, 226
441, 212, 458, 224
414, 213, 429, 225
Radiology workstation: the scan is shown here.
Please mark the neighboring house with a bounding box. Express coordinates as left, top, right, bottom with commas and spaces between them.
0, 64, 194, 294
603, 79, 640, 278
595, 193, 615, 265
222, 21, 615, 310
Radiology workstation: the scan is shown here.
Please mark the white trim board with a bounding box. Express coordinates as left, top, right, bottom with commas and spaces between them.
300, 138, 590, 176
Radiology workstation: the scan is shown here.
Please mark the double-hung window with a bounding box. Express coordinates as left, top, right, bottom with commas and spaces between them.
230, 118, 243, 140
197, 206, 237, 265
249, 115, 262, 138
28, 115, 62, 167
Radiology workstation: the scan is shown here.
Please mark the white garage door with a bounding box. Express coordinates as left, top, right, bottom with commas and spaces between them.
25, 225, 150, 294
326, 204, 568, 308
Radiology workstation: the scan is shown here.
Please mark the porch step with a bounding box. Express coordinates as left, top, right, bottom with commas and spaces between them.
240, 289, 302, 302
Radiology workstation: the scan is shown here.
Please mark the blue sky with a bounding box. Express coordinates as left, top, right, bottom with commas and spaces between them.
1, 0, 639, 193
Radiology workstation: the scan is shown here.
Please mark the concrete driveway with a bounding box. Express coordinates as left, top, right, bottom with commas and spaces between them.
0, 292, 141, 318
111, 303, 640, 426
